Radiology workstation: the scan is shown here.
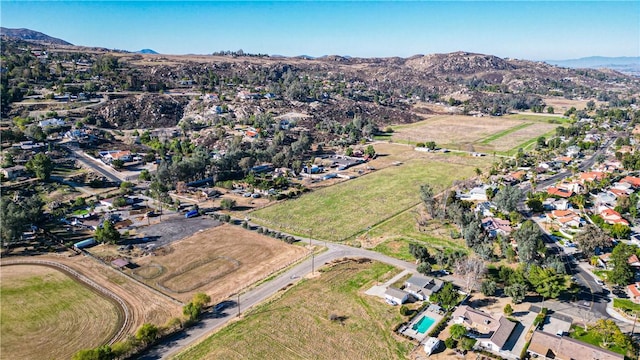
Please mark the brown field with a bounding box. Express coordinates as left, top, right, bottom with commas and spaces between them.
391, 115, 521, 148
130, 224, 307, 303
1, 264, 120, 360
486, 122, 557, 151
1, 253, 182, 346
542, 97, 602, 113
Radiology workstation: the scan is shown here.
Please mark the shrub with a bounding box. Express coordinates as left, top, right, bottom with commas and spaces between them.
399, 305, 410, 316
504, 303, 514, 316
444, 337, 458, 349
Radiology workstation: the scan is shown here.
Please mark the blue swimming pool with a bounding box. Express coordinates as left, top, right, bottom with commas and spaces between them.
412, 315, 436, 334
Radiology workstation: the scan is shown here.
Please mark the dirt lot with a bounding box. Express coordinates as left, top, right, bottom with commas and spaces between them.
391, 115, 522, 148
129, 224, 308, 303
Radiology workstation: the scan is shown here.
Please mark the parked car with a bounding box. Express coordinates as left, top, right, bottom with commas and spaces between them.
185, 209, 199, 218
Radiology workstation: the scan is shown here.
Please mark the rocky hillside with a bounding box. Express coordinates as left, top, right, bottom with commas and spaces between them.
95, 94, 188, 129
0, 27, 72, 45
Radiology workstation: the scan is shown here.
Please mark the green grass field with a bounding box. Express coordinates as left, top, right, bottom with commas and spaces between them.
1, 265, 120, 360
479, 123, 533, 144
173, 260, 411, 360
251, 159, 479, 241
613, 298, 640, 312
502, 113, 569, 123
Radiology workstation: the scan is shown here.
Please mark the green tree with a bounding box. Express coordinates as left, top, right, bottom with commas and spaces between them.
111, 159, 125, 169
220, 198, 236, 210
72, 345, 113, 360
409, 243, 430, 263
493, 186, 523, 213
139, 169, 151, 181
450, 324, 467, 340
431, 282, 458, 310
25, 152, 54, 181
135, 323, 159, 345
417, 262, 432, 275
526, 198, 544, 213
0, 195, 44, 245
504, 282, 528, 304
513, 220, 543, 263
527, 265, 567, 299
183, 302, 201, 321
592, 319, 620, 347
192, 292, 211, 308
481, 280, 497, 296
95, 221, 120, 244
609, 243, 635, 286
345, 147, 354, 156
503, 303, 514, 316
573, 224, 610, 257
419, 183, 437, 218
364, 145, 376, 158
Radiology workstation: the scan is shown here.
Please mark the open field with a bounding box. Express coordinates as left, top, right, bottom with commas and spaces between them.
542, 97, 603, 114
130, 224, 308, 303
251, 155, 482, 241
389, 114, 559, 154
0, 264, 120, 360
364, 211, 468, 258
173, 259, 412, 360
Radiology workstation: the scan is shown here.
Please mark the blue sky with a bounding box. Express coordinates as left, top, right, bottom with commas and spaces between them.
1, 1, 638, 60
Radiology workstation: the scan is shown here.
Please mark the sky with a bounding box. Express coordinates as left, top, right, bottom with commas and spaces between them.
1, 1, 639, 61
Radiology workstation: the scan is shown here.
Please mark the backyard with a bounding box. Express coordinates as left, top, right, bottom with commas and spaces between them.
173, 259, 412, 360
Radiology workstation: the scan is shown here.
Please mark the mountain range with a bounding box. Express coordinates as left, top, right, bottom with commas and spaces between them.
0, 27, 72, 46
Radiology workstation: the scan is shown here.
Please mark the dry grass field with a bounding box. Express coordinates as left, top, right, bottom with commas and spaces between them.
391, 115, 521, 148
173, 259, 412, 360
0, 265, 120, 360
130, 224, 307, 303
542, 97, 603, 114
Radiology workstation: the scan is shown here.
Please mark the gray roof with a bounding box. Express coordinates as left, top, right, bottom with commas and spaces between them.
489, 317, 517, 349
385, 287, 408, 300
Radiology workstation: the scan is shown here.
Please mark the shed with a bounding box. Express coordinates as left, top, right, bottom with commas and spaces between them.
423, 337, 441, 355
74, 238, 96, 249
111, 258, 130, 268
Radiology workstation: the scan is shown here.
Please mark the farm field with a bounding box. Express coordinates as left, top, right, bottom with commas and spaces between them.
173, 259, 412, 360
251, 156, 481, 241
130, 224, 308, 303
363, 211, 468, 259
0, 265, 120, 360
389, 114, 558, 154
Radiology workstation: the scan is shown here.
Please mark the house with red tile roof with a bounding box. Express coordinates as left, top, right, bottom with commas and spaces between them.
547, 187, 573, 198
627, 282, 640, 303
546, 209, 583, 228
621, 176, 640, 188
579, 171, 605, 184
598, 207, 629, 226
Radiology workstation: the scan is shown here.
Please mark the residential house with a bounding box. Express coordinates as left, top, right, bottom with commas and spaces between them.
566, 145, 581, 157
594, 192, 618, 208
579, 171, 606, 184
528, 330, 623, 360
475, 202, 495, 217
451, 306, 517, 353
38, 118, 65, 128
104, 150, 132, 163
384, 287, 409, 305
404, 275, 443, 301
547, 187, 573, 198
543, 198, 570, 211
458, 184, 492, 202
598, 253, 639, 271
482, 217, 513, 237
627, 282, 640, 303
611, 181, 633, 193
555, 156, 573, 165
547, 210, 583, 228
1, 165, 26, 180
598, 206, 629, 226
621, 176, 640, 189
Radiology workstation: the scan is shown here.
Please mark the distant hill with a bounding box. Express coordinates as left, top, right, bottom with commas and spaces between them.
137, 49, 159, 54
545, 56, 640, 76
0, 27, 72, 45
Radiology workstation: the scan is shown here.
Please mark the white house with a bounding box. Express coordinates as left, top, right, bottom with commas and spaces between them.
384, 287, 409, 305
423, 337, 441, 356
452, 306, 517, 353
404, 275, 443, 301
458, 184, 492, 202
38, 118, 65, 128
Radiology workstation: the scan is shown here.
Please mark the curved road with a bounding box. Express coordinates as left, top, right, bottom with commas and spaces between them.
139, 241, 418, 359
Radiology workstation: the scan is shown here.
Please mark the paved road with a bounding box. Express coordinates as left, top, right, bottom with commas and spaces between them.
139, 241, 418, 359
66, 146, 125, 183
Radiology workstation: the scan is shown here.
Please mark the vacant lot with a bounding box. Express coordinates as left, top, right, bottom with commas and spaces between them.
0, 265, 120, 360
390, 114, 558, 154
131, 224, 307, 303
251, 157, 480, 241
173, 259, 412, 360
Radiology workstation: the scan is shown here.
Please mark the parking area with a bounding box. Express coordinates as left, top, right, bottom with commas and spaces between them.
134, 216, 222, 248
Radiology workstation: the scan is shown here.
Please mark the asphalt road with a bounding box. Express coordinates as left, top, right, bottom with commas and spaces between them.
67, 146, 125, 183
139, 241, 418, 359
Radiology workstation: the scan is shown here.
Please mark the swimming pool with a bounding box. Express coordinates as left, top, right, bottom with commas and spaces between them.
412, 315, 436, 334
